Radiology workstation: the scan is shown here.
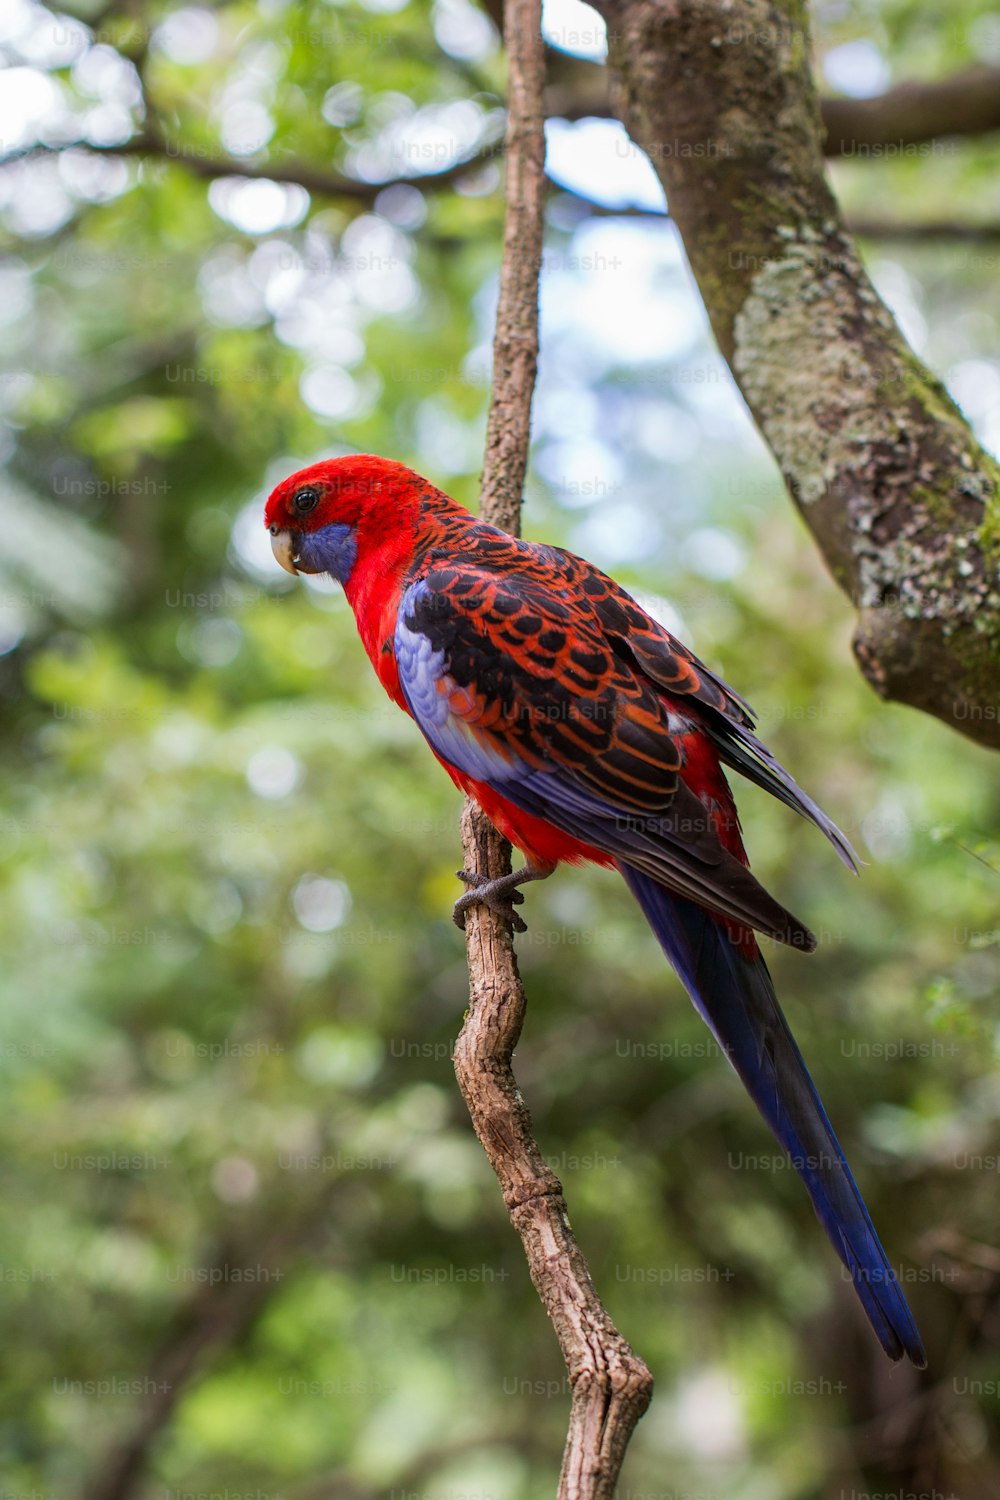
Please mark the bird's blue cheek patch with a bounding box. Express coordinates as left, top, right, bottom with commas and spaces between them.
299, 523, 358, 584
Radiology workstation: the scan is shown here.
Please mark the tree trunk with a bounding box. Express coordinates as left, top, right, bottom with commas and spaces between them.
592, 0, 1000, 747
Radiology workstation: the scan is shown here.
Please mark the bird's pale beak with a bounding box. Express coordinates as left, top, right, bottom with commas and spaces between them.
270, 529, 300, 575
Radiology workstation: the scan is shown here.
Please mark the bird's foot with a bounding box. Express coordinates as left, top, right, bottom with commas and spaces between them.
452, 864, 550, 935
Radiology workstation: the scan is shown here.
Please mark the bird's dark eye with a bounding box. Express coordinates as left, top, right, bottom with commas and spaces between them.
291, 486, 320, 516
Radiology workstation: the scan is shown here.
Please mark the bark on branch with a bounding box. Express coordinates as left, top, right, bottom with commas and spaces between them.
453, 0, 653, 1493
592, 0, 1000, 748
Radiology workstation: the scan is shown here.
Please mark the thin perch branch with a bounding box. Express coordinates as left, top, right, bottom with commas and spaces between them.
452, 0, 653, 1495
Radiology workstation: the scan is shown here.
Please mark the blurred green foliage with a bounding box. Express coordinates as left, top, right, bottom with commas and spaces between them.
2, 0, 1000, 1497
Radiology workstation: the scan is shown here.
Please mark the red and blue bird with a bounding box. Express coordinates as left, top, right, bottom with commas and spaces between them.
265, 453, 926, 1368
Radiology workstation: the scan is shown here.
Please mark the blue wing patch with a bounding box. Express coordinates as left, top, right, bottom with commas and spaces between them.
395, 580, 521, 784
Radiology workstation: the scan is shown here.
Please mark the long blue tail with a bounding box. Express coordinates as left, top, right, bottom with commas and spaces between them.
619, 863, 926, 1366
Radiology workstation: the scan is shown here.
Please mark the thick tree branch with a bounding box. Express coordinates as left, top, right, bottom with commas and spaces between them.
546, 55, 1000, 156
552, 183, 1000, 242
845, 219, 1000, 243
822, 65, 1000, 157
453, 1, 652, 1495
591, 0, 1000, 748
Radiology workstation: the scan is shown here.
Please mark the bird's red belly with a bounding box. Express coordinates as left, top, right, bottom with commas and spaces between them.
434, 756, 613, 870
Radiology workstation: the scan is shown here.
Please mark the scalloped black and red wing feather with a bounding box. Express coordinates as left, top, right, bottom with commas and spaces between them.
402, 513, 859, 875
394, 555, 817, 949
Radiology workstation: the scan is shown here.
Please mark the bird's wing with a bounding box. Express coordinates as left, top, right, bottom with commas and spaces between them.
579, 565, 860, 872
394, 564, 813, 948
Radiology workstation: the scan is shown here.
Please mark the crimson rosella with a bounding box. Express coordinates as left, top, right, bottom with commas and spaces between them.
264, 453, 925, 1367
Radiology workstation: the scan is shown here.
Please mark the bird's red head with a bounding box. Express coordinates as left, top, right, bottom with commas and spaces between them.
264, 454, 437, 583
